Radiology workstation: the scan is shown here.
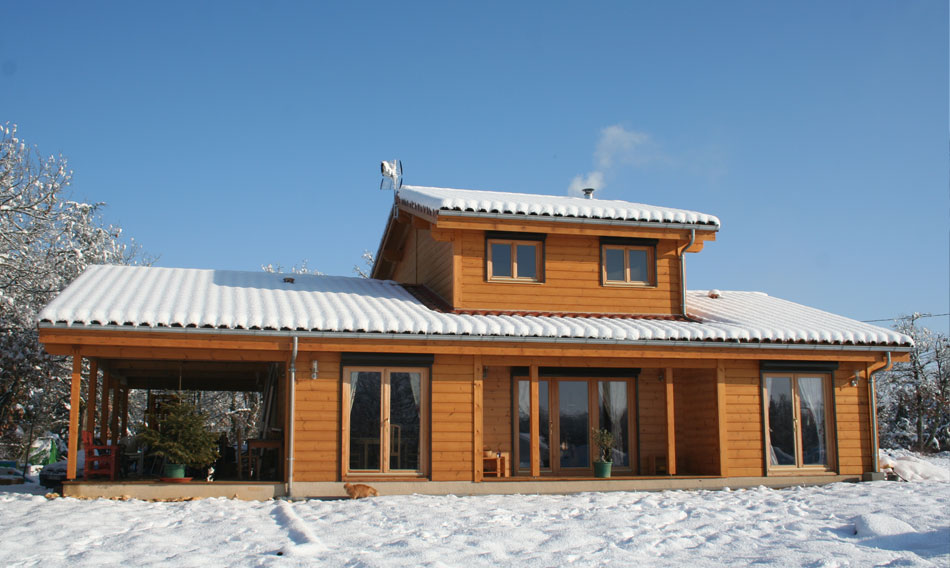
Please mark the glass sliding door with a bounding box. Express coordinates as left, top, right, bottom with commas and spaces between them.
345, 367, 427, 475
389, 372, 422, 471
797, 377, 827, 466
598, 381, 629, 467
348, 371, 382, 471
516, 376, 634, 475
764, 373, 831, 470
558, 381, 589, 469
766, 376, 796, 466
517, 379, 550, 471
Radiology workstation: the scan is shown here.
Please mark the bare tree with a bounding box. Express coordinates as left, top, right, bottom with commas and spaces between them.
877, 316, 950, 452
0, 123, 146, 458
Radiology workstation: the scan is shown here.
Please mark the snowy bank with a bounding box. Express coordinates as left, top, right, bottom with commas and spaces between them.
1, 476, 947, 567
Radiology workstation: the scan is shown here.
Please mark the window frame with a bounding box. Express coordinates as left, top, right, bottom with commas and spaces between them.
485, 231, 545, 283
600, 237, 657, 287
761, 370, 836, 474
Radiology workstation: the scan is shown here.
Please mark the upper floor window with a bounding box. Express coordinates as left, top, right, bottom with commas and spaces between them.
486, 232, 544, 282
601, 238, 656, 286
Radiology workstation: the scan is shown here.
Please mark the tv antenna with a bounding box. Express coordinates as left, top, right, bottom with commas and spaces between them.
380, 159, 403, 190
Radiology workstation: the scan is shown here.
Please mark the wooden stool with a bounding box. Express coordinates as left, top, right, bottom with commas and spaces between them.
483, 452, 509, 478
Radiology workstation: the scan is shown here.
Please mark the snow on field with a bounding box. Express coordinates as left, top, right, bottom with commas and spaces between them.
1, 475, 948, 567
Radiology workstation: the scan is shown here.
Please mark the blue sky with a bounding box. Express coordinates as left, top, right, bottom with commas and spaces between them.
2, 1, 947, 328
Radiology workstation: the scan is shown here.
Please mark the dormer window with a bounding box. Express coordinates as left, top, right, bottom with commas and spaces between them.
601, 238, 657, 287
486, 232, 544, 282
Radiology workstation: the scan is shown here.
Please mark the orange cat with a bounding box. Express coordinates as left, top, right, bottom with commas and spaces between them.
343, 482, 379, 499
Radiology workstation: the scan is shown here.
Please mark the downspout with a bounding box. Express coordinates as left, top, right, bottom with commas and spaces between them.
680, 229, 696, 320
287, 336, 298, 498
867, 351, 892, 474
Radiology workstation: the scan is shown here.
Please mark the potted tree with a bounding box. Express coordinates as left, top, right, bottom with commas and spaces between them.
139, 399, 219, 481
592, 427, 616, 478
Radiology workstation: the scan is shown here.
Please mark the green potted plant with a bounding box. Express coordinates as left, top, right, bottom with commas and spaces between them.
592, 427, 615, 478
139, 399, 219, 481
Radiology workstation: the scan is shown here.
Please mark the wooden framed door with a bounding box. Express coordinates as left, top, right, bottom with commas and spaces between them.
763, 373, 833, 471
343, 366, 427, 476
516, 376, 635, 476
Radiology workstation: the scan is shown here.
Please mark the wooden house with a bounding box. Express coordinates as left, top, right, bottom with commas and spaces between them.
38, 185, 912, 499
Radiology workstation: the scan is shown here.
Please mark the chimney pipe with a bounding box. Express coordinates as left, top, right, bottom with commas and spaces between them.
582, 188, 595, 199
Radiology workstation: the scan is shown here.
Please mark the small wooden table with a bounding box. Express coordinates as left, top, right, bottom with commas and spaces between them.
483, 452, 509, 478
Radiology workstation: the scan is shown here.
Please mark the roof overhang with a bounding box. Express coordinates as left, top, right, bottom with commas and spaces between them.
433, 208, 720, 232
38, 322, 913, 360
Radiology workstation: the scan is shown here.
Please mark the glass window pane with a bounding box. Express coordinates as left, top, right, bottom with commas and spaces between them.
349, 371, 381, 471
598, 382, 629, 466
389, 372, 421, 471
518, 380, 531, 469
558, 381, 589, 468
517, 380, 550, 470
605, 248, 625, 281
767, 376, 796, 466
539, 381, 550, 469
798, 377, 826, 466
490, 243, 512, 278
516, 244, 537, 279
628, 249, 649, 283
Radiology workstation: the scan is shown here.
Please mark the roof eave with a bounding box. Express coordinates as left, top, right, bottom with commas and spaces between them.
37, 321, 911, 353
434, 209, 720, 232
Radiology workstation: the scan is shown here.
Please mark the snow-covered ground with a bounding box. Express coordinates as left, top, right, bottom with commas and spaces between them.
1, 455, 947, 567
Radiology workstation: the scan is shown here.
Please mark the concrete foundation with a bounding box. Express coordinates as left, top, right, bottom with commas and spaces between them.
62, 474, 862, 501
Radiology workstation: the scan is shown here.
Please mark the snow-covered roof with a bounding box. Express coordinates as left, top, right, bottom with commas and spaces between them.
396, 186, 720, 228
38, 265, 911, 349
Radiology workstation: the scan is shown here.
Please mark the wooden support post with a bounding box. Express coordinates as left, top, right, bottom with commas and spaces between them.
716, 361, 729, 477
86, 359, 98, 436
100, 370, 111, 441
473, 356, 484, 482
665, 368, 677, 476
120, 385, 130, 439
110, 381, 120, 445
66, 354, 82, 481
529, 364, 540, 478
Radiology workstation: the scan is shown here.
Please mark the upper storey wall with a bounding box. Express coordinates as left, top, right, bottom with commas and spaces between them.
377, 207, 715, 316
454, 230, 683, 315
391, 225, 454, 302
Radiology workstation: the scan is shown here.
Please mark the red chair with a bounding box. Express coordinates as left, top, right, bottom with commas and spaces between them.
82, 431, 117, 481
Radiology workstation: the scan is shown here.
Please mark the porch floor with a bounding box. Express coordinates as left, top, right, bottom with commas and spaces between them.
63, 480, 284, 501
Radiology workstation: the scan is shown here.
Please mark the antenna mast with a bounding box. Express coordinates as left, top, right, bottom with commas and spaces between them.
379, 160, 403, 190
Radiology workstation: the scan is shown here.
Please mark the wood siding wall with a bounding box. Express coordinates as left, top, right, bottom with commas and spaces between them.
722, 360, 764, 477
430, 354, 475, 481
391, 227, 454, 303
290, 352, 872, 483
834, 363, 872, 475
673, 368, 720, 475
456, 231, 682, 315
637, 370, 668, 472
293, 352, 341, 482
483, 366, 512, 472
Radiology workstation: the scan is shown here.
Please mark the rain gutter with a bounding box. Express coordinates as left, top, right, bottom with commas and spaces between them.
868, 351, 892, 474
287, 336, 298, 498
680, 229, 696, 320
